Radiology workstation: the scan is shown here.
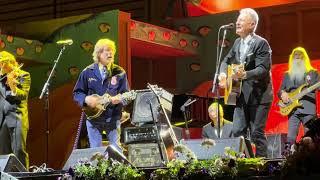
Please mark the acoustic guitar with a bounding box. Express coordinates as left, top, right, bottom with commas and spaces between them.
83, 90, 136, 120
278, 82, 320, 116
224, 64, 243, 105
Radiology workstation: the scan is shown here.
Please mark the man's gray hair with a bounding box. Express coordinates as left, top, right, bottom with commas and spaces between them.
240, 8, 259, 32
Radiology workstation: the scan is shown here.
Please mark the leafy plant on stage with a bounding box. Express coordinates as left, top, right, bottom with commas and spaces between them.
236, 157, 265, 176
151, 159, 186, 179
151, 143, 266, 179
73, 152, 144, 180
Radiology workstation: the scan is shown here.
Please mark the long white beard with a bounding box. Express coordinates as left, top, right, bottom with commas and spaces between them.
290, 59, 306, 82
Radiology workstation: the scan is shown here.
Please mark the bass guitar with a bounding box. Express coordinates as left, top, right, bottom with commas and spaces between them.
278, 81, 320, 116
83, 90, 136, 120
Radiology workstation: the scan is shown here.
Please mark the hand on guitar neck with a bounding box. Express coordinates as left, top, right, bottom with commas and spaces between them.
85, 94, 122, 108
83, 91, 136, 120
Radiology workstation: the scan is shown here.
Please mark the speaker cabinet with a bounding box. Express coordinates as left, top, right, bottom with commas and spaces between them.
175, 137, 253, 160
63, 147, 107, 170
131, 89, 173, 124
0, 154, 27, 172
63, 146, 132, 170
266, 133, 286, 159
128, 143, 168, 168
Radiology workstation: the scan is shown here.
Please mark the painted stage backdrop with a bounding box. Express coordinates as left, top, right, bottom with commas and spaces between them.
0, 10, 126, 169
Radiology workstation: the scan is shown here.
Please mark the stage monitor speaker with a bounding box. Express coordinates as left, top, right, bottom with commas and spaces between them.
266, 133, 286, 159
105, 145, 132, 165
128, 143, 168, 168
63, 147, 107, 170
175, 137, 253, 160
0, 171, 18, 179
0, 154, 27, 172
63, 146, 131, 170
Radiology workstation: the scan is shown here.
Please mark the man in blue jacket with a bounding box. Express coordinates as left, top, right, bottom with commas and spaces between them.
73, 38, 129, 151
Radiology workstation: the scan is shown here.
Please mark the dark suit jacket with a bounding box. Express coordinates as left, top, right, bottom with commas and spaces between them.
0, 69, 31, 129
278, 70, 320, 115
202, 121, 233, 139
220, 34, 273, 105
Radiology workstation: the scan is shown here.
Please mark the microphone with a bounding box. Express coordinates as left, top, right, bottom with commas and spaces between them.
56, 39, 73, 45
220, 23, 234, 29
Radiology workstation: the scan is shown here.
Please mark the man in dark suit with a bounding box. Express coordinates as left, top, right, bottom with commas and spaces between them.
218, 8, 273, 157
202, 102, 233, 139
278, 47, 319, 146
0, 51, 31, 168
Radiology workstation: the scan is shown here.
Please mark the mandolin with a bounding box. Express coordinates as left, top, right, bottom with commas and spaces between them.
83, 90, 136, 120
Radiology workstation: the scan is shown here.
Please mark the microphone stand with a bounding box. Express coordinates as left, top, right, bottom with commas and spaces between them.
211, 27, 229, 138
180, 98, 197, 139
39, 45, 66, 165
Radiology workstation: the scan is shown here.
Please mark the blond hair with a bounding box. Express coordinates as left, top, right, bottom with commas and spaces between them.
92, 38, 116, 63
288, 47, 315, 75
208, 102, 224, 118
0, 51, 18, 66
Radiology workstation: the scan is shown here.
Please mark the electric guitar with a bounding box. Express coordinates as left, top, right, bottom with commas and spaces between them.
224, 64, 244, 105
278, 81, 320, 116
83, 90, 136, 120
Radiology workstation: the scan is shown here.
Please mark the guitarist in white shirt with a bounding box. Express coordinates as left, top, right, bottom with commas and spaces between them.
279, 47, 320, 146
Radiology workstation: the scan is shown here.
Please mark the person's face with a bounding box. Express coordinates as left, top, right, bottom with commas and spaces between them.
208, 107, 218, 122
98, 46, 114, 66
236, 13, 255, 38
0, 62, 13, 74
293, 51, 304, 61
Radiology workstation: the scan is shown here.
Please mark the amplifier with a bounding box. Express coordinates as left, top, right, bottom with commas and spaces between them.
128, 143, 168, 168
123, 125, 158, 144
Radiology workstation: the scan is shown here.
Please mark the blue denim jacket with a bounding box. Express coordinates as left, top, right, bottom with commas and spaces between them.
73, 63, 129, 122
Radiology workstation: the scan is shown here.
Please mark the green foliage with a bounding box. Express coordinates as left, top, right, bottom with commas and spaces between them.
73, 147, 267, 180
74, 154, 144, 180
151, 148, 266, 180
236, 157, 265, 176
